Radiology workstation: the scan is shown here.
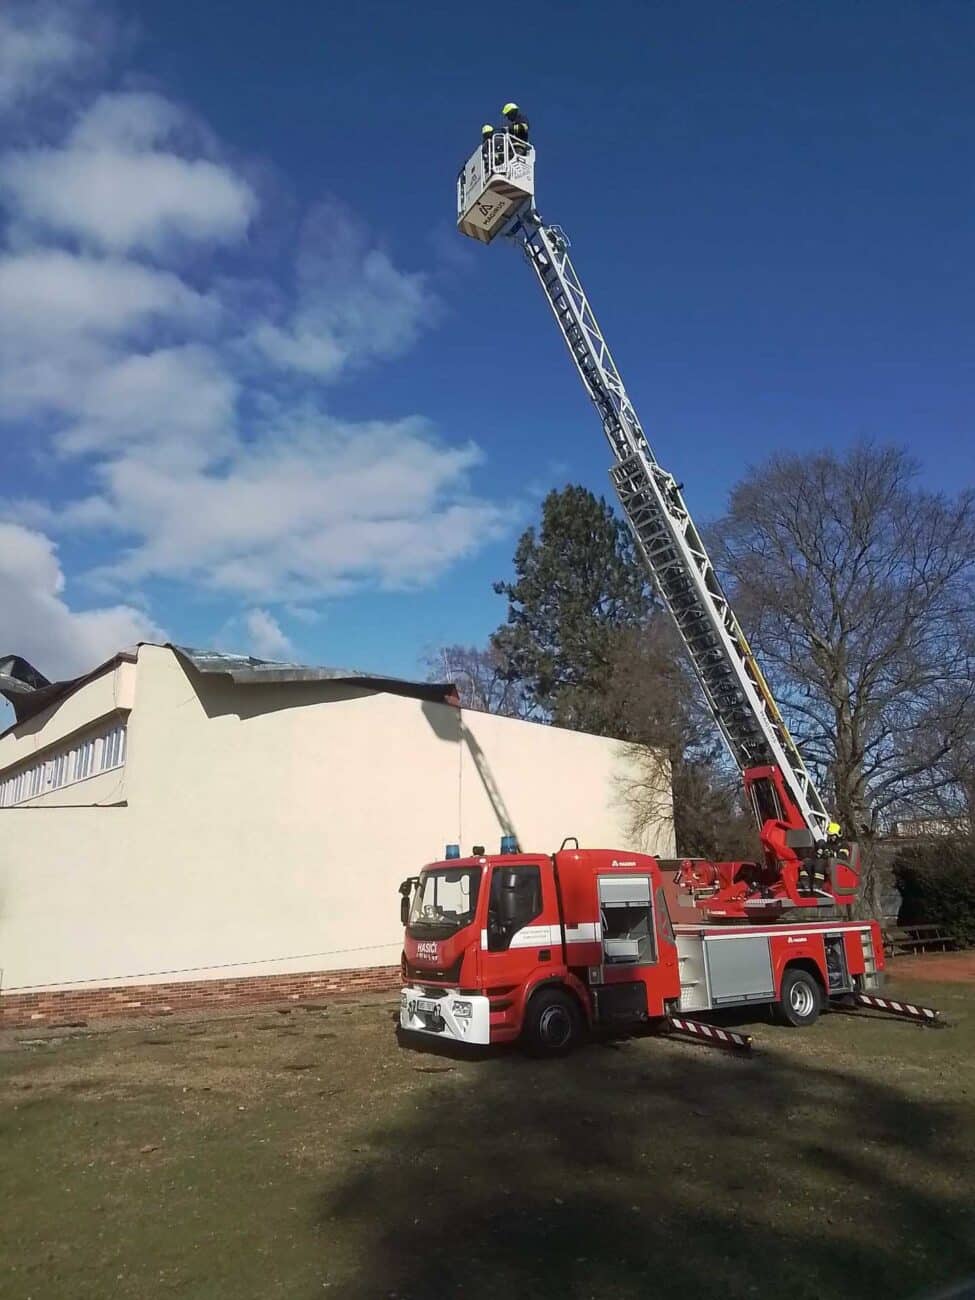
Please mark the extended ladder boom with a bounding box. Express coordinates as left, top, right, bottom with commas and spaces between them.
457, 134, 830, 843
513, 212, 830, 842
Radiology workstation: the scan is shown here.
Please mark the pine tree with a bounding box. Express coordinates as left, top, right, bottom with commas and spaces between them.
491, 486, 653, 733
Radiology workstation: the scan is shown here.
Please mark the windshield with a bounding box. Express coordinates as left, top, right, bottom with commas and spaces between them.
750, 777, 783, 825
409, 867, 482, 935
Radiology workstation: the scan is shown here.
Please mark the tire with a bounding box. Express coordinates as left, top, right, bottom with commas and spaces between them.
774, 967, 823, 1028
522, 988, 584, 1057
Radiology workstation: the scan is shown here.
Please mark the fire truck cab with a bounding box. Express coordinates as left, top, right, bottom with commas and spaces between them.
400, 843, 885, 1055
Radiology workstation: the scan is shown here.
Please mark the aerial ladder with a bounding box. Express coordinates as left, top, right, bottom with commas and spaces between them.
457, 130, 860, 920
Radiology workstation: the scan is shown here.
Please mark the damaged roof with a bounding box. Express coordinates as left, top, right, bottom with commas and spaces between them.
0, 650, 138, 729
171, 645, 457, 705
0, 643, 458, 731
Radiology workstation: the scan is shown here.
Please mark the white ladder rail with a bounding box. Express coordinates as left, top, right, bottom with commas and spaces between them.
508, 209, 831, 841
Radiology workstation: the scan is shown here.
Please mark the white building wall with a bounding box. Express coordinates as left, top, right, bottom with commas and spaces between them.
0, 644, 673, 996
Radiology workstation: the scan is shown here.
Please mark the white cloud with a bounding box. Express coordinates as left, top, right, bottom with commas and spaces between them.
251, 322, 347, 378
69, 90, 184, 151
1, 92, 257, 253
73, 414, 511, 600
244, 608, 294, 661
0, 9, 510, 661
0, 249, 212, 340
0, 522, 163, 681
0, 249, 217, 421
56, 344, 238, 465
0, 2, 95, 112
284, 604, 321, 625
251, 201, 436, 379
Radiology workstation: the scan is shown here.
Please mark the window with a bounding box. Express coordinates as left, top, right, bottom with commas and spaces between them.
49, 753, 67, 790
74, 738, 95, 782
601, 903, 656, 963
100, 725, 125, 772
599, 876, 656, 966
750, 777, 783, 825
0, 720, 127, 807
487, 865, 543, 951
2, 771, 22, 806
407, 867, 482, 939
655, 886, 675, 945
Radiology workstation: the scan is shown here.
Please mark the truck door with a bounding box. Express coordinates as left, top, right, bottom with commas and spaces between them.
599, 874, 656, 966
596, 874, 678, 1018
481, 860, 560, 989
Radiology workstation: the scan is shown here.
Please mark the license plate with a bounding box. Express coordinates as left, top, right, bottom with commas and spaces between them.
406, 997, 443, 1019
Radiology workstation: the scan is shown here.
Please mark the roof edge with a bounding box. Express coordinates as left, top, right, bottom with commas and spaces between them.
0, 649, 138, 736
1, 642, 458, 734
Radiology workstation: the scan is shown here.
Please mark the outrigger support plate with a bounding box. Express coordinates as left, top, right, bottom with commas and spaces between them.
854, 993, 942, 1026
663, 1015, 753, 1053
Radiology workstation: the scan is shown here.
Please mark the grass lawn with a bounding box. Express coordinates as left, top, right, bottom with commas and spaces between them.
1, 977, 973, 1300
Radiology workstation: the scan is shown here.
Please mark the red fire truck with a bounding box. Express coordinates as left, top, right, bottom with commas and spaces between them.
400, 124, 939, 1054
399, 843, 895, 1055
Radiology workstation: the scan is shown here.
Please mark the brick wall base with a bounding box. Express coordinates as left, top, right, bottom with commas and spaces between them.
0, 964, 401, 1029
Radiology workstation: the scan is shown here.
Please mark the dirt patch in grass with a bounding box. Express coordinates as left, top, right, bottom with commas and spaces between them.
1, 979, 973, 1300
890, 951, 975, 983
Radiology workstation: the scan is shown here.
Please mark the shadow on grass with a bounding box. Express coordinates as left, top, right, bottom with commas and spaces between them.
319, 1024, 974, 1300
395, 1025, 500, 1064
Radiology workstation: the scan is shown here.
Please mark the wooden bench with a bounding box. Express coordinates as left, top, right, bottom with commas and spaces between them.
882, 924, 957, 958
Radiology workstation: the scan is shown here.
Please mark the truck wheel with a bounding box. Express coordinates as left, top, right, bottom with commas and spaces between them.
523, 988, 584, 1057
774, 968, 822, 1028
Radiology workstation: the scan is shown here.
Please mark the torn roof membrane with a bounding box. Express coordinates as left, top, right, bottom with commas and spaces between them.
0, 642, 458, 732
171, 645, 457, 705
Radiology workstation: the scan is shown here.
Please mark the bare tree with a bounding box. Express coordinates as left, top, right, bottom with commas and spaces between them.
424, 644, 536, 719
711, 443, 975, 911
602, 620, 759, 860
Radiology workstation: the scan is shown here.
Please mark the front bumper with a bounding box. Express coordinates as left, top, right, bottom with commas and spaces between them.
400, 986, 490, 1045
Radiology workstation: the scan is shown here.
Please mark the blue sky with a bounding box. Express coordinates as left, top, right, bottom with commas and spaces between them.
1, 0, 973, 711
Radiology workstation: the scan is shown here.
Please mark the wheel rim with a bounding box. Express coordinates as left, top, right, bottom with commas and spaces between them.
538, 1005, 572, 1046
789, 982, 815, 1017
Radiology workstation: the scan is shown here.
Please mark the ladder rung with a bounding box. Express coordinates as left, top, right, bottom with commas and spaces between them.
530, 222, 825, 834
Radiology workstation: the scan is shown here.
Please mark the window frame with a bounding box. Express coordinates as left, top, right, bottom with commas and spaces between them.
598, 875, 657, 966
486, 863, 544, 952
0, 718, 128, 807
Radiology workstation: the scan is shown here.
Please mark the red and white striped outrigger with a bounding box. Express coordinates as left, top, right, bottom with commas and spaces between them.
661, 995, 942, 1056
663, 1015, 753, 1053
662, 995, 942, 1055
855, 993, 941, 1024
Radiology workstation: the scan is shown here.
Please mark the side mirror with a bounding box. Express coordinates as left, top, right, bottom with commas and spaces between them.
399, 877, 418, 926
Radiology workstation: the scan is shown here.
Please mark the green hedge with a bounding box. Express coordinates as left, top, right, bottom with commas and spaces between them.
892, 837, 975, 947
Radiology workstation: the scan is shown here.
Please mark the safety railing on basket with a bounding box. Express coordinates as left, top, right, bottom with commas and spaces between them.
458, 134, 535, 219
